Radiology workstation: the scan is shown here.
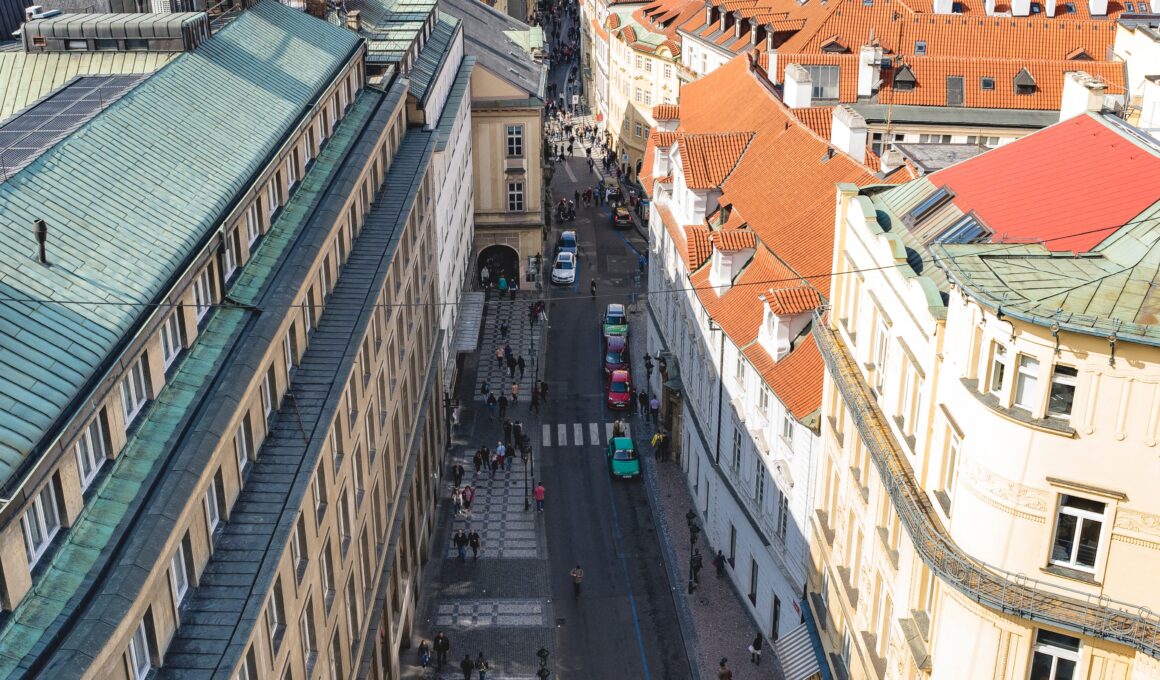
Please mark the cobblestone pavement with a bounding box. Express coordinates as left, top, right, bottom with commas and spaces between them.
474, 290, 543, 406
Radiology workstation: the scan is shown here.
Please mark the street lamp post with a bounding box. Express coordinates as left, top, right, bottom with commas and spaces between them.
685, 510, 700, 595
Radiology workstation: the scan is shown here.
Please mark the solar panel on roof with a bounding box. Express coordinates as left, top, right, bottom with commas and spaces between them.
0, 74, 145, 181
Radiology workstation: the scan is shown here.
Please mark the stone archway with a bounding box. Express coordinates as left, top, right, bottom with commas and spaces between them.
476, 244, 520, 289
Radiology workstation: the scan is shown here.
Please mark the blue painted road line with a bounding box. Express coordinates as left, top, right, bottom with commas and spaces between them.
605, 467, 653, 680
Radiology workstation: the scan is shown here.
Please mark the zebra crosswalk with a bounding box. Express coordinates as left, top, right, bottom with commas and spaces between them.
540, 421, 639, 447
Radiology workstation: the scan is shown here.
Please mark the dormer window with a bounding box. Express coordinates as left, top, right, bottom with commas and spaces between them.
914, 40, 927, 55
1014, 68, 1037, 95
893, 64, 917, 91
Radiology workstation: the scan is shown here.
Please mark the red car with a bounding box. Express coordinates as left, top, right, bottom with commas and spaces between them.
606, 370, 633, 410
604, 336, 629, 375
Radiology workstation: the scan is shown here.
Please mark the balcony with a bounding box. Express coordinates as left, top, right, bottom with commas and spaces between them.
813, 312, 1160, 659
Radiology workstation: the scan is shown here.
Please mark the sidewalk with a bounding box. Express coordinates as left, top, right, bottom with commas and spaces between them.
630, 312, 786, 680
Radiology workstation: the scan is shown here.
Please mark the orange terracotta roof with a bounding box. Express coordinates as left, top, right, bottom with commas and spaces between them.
661, 38, 682, 56
620, 25, 638, 43
791, 106, 834, 139
745, 337, 825, 419
686, 225, 713, 268
710, 230, 757, 252
607, 13, 621, 29
863, 146, 882, 172
590, 17, 609, 40
653, 103, 681, 120
656, 174, 674, 183
897, 0, 1126, 19
765, 285, 822, 314
877, 58, 1127, 110
677, 131, 755, 189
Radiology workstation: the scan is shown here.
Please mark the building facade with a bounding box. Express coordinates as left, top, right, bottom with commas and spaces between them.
0, 2, 460, 679
811, 111, 1160, 679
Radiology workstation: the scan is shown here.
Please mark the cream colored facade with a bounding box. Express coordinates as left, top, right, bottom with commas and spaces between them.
809, 176, 1160, 680
469, 63, 546, 282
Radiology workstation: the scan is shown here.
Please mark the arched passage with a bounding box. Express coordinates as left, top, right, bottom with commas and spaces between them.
477, 245, 520, 288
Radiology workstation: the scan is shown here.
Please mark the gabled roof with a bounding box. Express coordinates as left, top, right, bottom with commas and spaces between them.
0, 0, 360, 487
710, 229, 757, 251
766, 285, 823, 314
676, 131, 754, 188
653, 103, 680, 119
439, 0, 546, 96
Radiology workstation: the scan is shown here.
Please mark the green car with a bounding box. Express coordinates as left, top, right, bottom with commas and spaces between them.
607, 436, 641, 479
602, 303, 628, 338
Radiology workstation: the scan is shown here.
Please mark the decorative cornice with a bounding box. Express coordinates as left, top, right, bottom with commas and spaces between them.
960, 457, 1049, 521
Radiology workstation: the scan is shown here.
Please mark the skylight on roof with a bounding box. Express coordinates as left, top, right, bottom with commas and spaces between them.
936, 213, 991, 244
907, 187, 954, 224
914, 40, 926, 55
981, 76, 995, 90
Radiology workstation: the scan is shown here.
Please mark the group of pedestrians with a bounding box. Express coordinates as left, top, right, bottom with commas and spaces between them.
416, 631, 492, 680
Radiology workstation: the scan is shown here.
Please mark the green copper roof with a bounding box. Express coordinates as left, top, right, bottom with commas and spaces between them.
0, 0, 359, 490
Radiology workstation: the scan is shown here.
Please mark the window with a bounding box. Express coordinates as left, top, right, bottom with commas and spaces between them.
223, 229, 239, 281
988, 342, 1007, 395
506, 125, 524, 158
918, 134, 952, 144
22, 482, 61, 567
236, 650, 257, 680
664, 64, 672, 79
235, 417, 253, 476
941, 428, 960, 496
120, 357, 150, 426
125, 38, 149, 50
507, 182, 525, 212
94, 38, 117, 50
634, 122, 643, 138
339, 488, 353, 554
64, 38, 88, 50
128, 618, 152, 680
300, 595, 317, 671
267, 577, 286, 652
262, 368, 275, 420
284, 330, 297, 379
292, 515, 309, 582
159, 310, 185, 369
874, 588, 892, 657
246, 202, 262, 247
74, 416, 108, 492
735, 355, 747, 384
314, 469, 328, 520
914, 40, 927, 55
731, 429, 743, 471
329, 630, 343, 679
781, 412, 794, 445
1051, 495, 1105, 572
804, 65, 840, 99
1014, 355, 1040, 410
644, 91, 653, 106
1030, 629, 1080, 680
286, 153, 299, 190
266, 176, 282, 220
758, 385, 771, 414
321, 540, 336, 605
755, 463, 766, 506
873, 320, 890, 392
205, 478, 221, 533
193, 268, 214, 322
777, 493, 789, 539
171, 539, 191, 606
980, 76, 995, 90
771, 595, 781, 640
346, 575, 360, 644
748, 559, 758, 604
946, 76, 964, 106
1048, 366, 1078, 418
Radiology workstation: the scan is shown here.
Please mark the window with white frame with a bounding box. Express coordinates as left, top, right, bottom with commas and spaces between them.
246, 202, 262, 247
635, 87, 642, 103
286, 153, 299, 190
267, 576, 286, 652
314, 468, 328, 518
235, 417, 253, 476
664, 64, 672, 79
634, 122, 643, 138
346, 575, 360, 644
873, 320, 890, 392
804, 65, 840, 99
205, 478, 221, 533
777, 492, 788, 539
193, 268, 214, 322
284, 330, 297, 379
329, 630, 343, 679
506, 124, 524, 158
941, 427, 960, 499
1014, 355, 1040, 410
223, 229, 239, 281
127, 616, 152, 680
1030, 629, 1080, 680
781, 412, 794, 445
1047, 366, 1077, 418
266, 175, 282, 220
236, 648, 257, 680
874, 588, 892, 657
120, 357, 150, 426
1051, 494, 1105, 572
644, 91, 652, 106
75, 416, 108, 492
758, 385, 770, 413
988, 342, 1007, 395
300, 596, 317, 670
901, 365, 923, 436
321, 540, 336, 601
734, 354, 747, 386
262, 368, 275, 421
160, 310, 184, 370
171, 540, 190, 606
755, 461, 766, 506
22, 481, 61, 567
731, 427, 743, 471
507, 182, 524, 212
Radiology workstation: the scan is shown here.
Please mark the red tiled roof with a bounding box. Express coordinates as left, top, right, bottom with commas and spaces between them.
653, 103, 681, 120
710, 230, 757, 251
686, 225, 713, 267
620, 25, 638, 43
744, 337, 825, 419
791, 106, 834, 139
661, 38, 682, 56
932, 113, 1160, 253
677, 131, 755, 188
607, 14, 621, 29
766, 285, 823, 314
590, 17, 609, 40
654, 130, 679, 146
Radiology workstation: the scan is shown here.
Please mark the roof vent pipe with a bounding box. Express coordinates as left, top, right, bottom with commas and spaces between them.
33, 219, 47, 265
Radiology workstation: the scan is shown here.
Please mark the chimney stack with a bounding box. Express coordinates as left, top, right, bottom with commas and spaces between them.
33, 219, 48, 265
1087, 0, 1107, 14
1045, 0, 1056, 15
984, 0, 996, 13
857, 45, 882, 97
305, 0, 327, 19
346, 9, 361, 31
1011, 0, 1030, 15
933, 0, 953, 13
830, 105, 867, 163
783, 63, 812, 108
879, 147, 905, 174
1060, 71, 1107, 122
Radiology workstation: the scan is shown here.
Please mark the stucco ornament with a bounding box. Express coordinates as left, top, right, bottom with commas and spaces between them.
961, 458, 1048, 518
1114, 508, 1160, 540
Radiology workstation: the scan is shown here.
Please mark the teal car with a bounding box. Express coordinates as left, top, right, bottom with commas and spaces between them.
602, 303, 628, 338
607, 436, 641, 479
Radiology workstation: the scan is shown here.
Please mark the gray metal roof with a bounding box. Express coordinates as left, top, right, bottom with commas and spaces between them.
893, 142, 987, 173
408, 11, 459, 103
439, 0, 545, 97
0, 0, 360, 490
22, 11, 207, 39
852, 103, 1058, 129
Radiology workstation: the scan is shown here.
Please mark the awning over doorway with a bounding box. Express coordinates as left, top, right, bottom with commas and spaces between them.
453, 291, 486, 354
775, 619, 825, 680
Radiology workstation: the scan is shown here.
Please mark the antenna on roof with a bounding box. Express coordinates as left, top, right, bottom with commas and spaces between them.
33, 219, 48, 265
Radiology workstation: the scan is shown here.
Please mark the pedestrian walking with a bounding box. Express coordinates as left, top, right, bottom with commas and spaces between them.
570, 564, 584, 597
452, 463, 465, 488
638, 254, 646, 272
505, 445, 514, 470
507, 352, 517, 377
691, 548, 703, 583
644, 354, 653, 380
503, 419, 513, 444
418, 640, 431, 668
472, 450, 483, 478
486, 393, 497, 419
463, 484, 475, 510
481, 267, 491, 288
539, 380, 549, 401
452, 487, 463, 514
498, 395, 508, 418
517, 355, 526, 379
713, 550, 727, 577
468, 529, 482, 560
534, 481, 546, 511
460, 654, 475, 680
638, 389, 649, 420
590, 280, 597, 299
649, 395, 660, 423
434, 632, 451, 669
749, 634, 763, 665
489, 455, 499, 478
530, 390, 540, 413
514, 420, 524, 443
718, 658, 734, 680
495, 346, 505, 369
476, 652, 490, 680
511, 382, 520, 402
454, 529, 469, 562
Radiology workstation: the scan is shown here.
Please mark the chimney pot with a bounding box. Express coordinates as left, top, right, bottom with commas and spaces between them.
1060, 71, 1107, 122
33, 219, 48, 265
783, 63, 812, 108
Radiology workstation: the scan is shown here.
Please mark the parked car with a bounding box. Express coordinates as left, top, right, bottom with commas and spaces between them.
602, 303, 628, 337
606, 436, 641, 479
557, 230, 578, 256
611, 206, 633, 229
551, 251, 577, 285
606, 370, 633, 410
603, 335, 629, 375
